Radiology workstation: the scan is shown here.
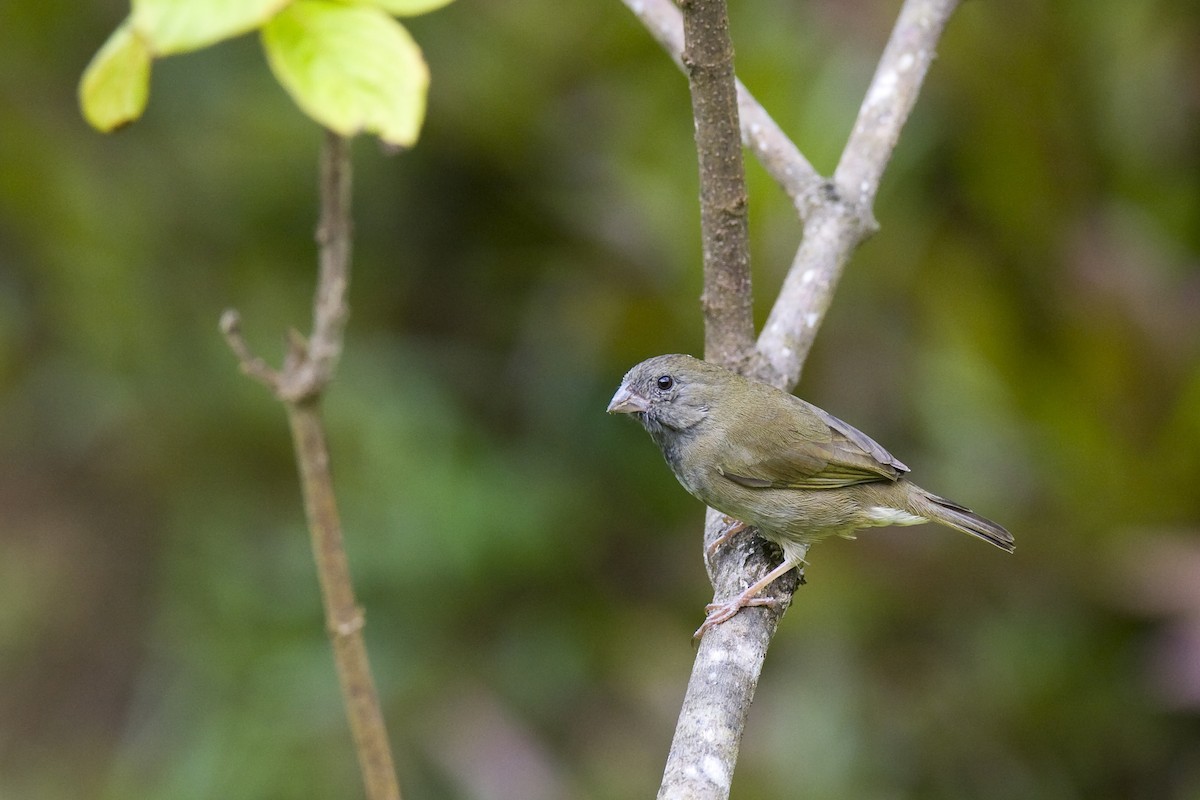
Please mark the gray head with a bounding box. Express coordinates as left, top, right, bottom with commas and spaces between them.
607, 354, 736, 436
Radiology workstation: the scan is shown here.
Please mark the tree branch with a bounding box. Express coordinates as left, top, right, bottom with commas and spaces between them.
624, 1, 963, 797
758, 0, 960, 390
657, 2, 789, 798
658, 509, 798, 800
620, 0, 823, 217
754, 200, 870, 389
681, 0, 756, 370
221, 130, 402, 800
834, 0, 957, 211
287, 400, 399, 800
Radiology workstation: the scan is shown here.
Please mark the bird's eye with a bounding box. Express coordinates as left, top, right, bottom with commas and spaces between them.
656, 375, 674, 391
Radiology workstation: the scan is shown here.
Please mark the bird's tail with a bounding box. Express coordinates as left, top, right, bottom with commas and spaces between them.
912, 489, 1015, 553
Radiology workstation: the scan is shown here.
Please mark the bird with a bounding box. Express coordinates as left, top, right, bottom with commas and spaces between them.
607, 354, 1013, 638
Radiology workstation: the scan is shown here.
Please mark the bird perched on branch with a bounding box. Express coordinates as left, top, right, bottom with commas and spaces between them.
607, 354, 1013, 638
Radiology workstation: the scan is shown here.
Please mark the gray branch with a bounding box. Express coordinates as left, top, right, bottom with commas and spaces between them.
622, 0, 964, 797
622, 0, 823, 218
759, 0, 961, 389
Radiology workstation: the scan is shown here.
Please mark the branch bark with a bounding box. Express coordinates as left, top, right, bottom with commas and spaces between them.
658, 508, 797, 800
221, 130, 402, 800
625, 1, 963, 797
758, 0, 961, 390
622, 0, 823, 216
681, 0, 756, 371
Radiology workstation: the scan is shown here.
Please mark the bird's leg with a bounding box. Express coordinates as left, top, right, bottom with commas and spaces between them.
706, 515, 751, 557
693, 556, 803, 640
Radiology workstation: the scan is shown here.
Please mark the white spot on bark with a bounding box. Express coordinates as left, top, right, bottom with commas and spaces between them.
702, 755, 730, 789
897, 52, 915, 72
866, 69, 898, 106
804, 312, 819, 328
800, 269, 816, 284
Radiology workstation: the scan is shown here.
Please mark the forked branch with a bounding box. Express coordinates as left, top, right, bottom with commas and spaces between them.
221, 130, 402, 800
624, 1, 964, 798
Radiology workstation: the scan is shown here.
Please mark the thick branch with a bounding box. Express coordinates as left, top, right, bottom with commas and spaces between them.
655, 2, 780, 798
681, 0, 755, 370
755, 201, 868, 389
221, 131, 402, 800
659, 511, 798, 800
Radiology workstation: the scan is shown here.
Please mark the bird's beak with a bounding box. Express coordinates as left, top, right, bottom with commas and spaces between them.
607, 384, 649, 414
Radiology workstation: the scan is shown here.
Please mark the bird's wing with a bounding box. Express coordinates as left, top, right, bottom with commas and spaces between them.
717, 396, 909, 490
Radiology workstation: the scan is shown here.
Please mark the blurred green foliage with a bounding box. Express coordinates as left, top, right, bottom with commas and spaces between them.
2, 1, 1199, 798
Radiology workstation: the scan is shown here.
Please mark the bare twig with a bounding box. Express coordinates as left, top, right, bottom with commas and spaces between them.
287, 400, 399, 800
221, 130, 402, 800
219, 308, 281, 390
621, 0, 823, 216
286, 131, 353, 401
758, 0, 961, 389
834, 0, 957, 211
624, 1, 964, 797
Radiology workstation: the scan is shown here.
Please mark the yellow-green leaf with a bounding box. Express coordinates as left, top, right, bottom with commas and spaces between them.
132, 0, 291, 56
262, 1, 429, 147
79, 20, 152, 133
340, 0, 455, 17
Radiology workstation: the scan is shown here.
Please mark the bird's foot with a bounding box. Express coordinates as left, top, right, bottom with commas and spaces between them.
693, 594, 779, 640
692, 553, 804, 639
706, 516, 750, 557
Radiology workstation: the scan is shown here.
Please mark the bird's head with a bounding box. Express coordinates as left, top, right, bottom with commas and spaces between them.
607, 354, 732, 436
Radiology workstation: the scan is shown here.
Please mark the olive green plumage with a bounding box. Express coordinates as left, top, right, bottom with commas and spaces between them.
608, 353, 1013, 629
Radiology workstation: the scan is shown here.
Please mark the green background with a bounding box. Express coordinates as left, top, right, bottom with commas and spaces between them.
3, 0, 1199, 797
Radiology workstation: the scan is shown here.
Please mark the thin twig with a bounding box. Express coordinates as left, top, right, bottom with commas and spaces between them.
219, 308, 281, 390
287, 400, 400, 800
277, 131, 354, 402
834, 0, 958, 210
221, 130, 402, 800
624, 1, 964, 797
621, 0, 823, 217
758, 0, 961, 390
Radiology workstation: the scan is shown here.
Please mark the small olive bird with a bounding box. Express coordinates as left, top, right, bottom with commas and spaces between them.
608, 354, 1013, 638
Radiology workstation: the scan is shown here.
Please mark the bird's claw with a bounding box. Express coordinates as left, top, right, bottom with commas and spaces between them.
693, 595, 779, 640
706, 516, 750, 558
